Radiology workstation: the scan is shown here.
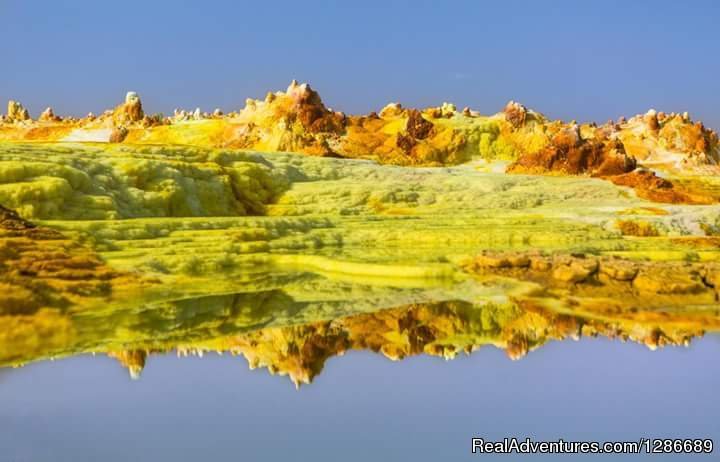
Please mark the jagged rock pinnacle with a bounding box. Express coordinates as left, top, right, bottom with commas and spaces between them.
6, 100, 30, 122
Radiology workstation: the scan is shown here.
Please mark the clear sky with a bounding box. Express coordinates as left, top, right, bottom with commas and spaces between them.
2, 0, 719, 128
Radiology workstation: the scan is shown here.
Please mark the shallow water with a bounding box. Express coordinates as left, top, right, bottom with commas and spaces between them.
1, 337, 718, 462
1, 268, 718, 461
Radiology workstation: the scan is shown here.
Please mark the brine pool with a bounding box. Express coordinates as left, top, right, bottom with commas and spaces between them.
1, 336, 718, 461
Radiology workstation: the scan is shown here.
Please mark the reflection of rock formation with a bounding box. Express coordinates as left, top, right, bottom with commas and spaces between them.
106, 295, 718, 387
1, 203, 719, 386
101, 251, 720, 386
2, 206, 719, 386
108, 349, 147, 380
2, 248, 718, 386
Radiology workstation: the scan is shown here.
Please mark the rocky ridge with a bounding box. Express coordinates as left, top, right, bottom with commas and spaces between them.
106, 296, 720, 385
1, 83, 719, 204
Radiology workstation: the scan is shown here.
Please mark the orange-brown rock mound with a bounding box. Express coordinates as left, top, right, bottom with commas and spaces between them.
608, 170, 713, 204
507, 125, 636, 176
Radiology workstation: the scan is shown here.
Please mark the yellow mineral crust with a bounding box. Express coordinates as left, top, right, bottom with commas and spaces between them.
107, 349, 147, 379
0, 143, 288, 219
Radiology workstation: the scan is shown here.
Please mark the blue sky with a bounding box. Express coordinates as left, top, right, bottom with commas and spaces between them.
2, 0, 719, 128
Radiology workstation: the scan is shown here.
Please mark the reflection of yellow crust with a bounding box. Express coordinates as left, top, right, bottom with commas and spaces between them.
95, 299, 720, 386
2, 249, 717, 385
0, 309, 74, 364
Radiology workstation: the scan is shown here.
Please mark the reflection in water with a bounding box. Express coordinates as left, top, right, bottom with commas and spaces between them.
2, 181, 720, 387
2, 269, 718, 386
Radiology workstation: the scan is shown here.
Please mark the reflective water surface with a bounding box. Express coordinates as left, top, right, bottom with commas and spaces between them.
3, 268, 719, 385
2, 265, 719, 461
2, 207, 719, 460
1, 337, 718, 462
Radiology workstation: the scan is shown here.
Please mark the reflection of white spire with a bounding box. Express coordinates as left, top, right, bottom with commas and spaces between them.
109, 350, 147, 380
128, 365, 143, 380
